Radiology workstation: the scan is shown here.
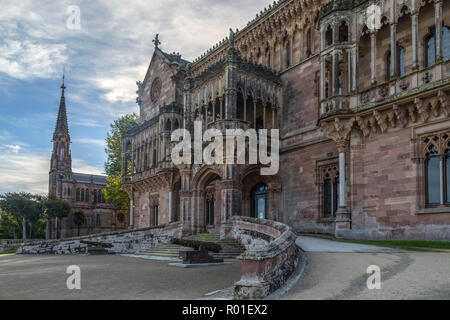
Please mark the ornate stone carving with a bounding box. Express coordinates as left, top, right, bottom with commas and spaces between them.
356, 116, 370, 137
321, 117, 355, 153
415, 98, 429, 123
408, 104, 417, 123
399, 79, 410, 91
438, 90, 449, 117
151, 78, 162, 103
393, 104, 408, 128
373, 110, 388, 133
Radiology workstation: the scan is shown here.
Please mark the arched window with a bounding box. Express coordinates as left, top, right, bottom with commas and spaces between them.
426, 150, 440, 205
96, 214, 101, 227
386, 51, 392, 80
76, 188, 80, 201
81, 189, 85, 202
425, 28, 436, 67
325, 25, 333, 47
250, 183, 268, 219
165, 119, 171, 131
321, 165, 339, 218
285, 40, 291, 68
153, 205, 159, 226
443, 26, 450, 61
338, 21, 349, 42
306, 29, 312, 57
93, 190, 97, 203
398, 46, 405, 77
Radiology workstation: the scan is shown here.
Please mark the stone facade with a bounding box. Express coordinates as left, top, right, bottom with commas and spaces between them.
123, 0, 450, 240
48, 78, 128, 239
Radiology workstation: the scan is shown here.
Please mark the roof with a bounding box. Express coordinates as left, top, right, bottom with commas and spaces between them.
73, 173, 107, 185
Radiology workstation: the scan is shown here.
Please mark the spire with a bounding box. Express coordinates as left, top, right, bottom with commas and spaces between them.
54, 73, 69, 137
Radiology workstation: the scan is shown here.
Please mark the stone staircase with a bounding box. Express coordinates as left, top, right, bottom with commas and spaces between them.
136, 233, 245, 261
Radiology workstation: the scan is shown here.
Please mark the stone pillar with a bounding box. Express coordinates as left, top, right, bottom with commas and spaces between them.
243, 95, 247, 121
390, 21, 397, 78
178, 167, 193, 235
332, 50, 339, 96
168, 190, 173, 223
435, 0, 443, 61
224, 64, 237, 120
370, 32, 377, 84
129, 191, 134, 229
263, 103, 266, 128
272, 106, 276, 129
220, 154, 241, 239
439, 156, 444, 204
411, 10, 419, 69
320, 55, 326, 100
335, 140, 351, 238
219, 97, 223, 119
253, 100, 257, 129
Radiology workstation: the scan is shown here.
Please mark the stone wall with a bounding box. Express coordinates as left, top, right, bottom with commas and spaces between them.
0, 239, 41, 252
230, 216, 302, 300
17, 222, 182, 255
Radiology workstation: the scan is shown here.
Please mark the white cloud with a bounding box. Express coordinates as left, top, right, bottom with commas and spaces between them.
73, 137, 106, 148
72, 158, 104, 176
0, 150, 50, 195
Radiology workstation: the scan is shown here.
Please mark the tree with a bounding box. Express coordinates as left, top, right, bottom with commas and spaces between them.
43, 195, 71, 239
103, 113, 137, 214
104, 113, 138, 177
0, 193, 41, 241
72, 210, 85, 237
0, 209, 19, 239
103, 176, 130, 211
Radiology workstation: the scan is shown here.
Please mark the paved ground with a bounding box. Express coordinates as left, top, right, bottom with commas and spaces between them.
279, 236, 450, 300
0, 254, 241, 300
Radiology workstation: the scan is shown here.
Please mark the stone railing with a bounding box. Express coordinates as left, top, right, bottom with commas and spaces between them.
230, 216, 301, 299
17, 222, 182, 255
0, 239, 42, 252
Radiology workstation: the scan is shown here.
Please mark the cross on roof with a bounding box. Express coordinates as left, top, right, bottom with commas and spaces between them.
153, 34, 161, 48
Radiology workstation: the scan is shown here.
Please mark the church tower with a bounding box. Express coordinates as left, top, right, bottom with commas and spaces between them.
49, 75, 73, 198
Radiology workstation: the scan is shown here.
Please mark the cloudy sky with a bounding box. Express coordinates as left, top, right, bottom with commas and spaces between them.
0, 0, 274, 194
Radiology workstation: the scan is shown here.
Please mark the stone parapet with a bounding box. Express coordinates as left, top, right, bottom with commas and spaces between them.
17, 222, 182, 255
230, 216, 302, 299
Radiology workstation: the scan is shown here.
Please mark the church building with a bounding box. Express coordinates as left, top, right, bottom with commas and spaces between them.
47, 77, 128, 239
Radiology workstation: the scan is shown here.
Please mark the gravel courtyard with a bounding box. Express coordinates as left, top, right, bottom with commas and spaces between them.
0, 254, 241, 300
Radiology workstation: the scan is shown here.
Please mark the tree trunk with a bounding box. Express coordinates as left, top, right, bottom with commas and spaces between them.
22, 216, 27, 241
46, 220, 49, 240
55, 217, 58, 239
28, 223, 32, 239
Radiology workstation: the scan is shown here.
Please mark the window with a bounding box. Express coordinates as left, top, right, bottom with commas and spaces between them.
386, 46, 405, 80
81, 189, 85, 202
206, 192, 215, 226
398, 46, 405, 77
153, 205, 159, 226
285, 41, 291, 68
425, 28, 436, 67
96, 214, 101, 227
443, 26, 450, 61
306, 29, 312, 57
85, 189, 89, 203
423, 133, 450, 205
319, 164, 339, 218
338, 21, 348, 42
76, 188, 80, 201
325, 25, 333, 47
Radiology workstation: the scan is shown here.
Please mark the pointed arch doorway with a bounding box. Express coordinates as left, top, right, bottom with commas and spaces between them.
250, 183, 268, 219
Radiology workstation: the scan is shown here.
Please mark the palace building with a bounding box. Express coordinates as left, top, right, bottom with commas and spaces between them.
47, 78, 128, 239
122, 0, 450, 240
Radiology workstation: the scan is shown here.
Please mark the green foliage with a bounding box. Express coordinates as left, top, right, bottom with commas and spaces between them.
341, 239, 450, 250
0, 209, 20, 239
0, 193, 44, 240
104, 113, 138, 177
103, 176, 130, 211
0, 250, 16, 255
72, 210, 86, 237
43, 195, 71, 219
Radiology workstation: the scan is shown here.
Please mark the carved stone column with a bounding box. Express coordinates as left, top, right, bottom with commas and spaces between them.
390, 21, 398, 78
370, 32, 377, 84
129, 188, 134, 229
321, 117, 354, 238
411, 8, 419, 69
220, 160, 241, 239
435, 0, 443, 61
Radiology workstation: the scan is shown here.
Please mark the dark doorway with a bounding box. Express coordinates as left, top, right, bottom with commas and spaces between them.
251, 183, 268, 219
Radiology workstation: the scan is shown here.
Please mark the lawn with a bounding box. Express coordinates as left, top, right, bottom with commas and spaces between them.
0, 249, 16, 255
340, 239, 450, 250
